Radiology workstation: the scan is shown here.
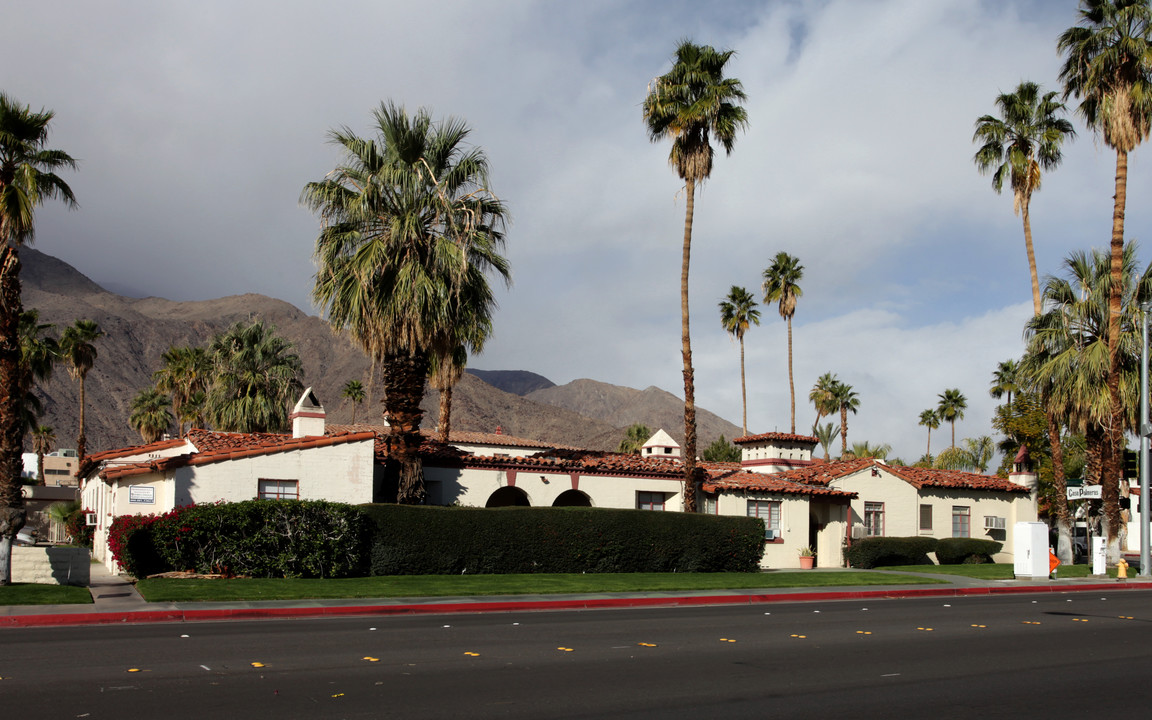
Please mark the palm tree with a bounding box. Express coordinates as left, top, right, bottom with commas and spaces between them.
832, 381, 859, 458
1022, 243, 1152, 559
965, 436, 995, 473
618, 423, 652, 454
17, 309, 58, 434
30, 424, 54, 484
814, 422, 840, 461
429, 345, 468, 443
130, 387, 172, 444
304, 102, 510, 504
989, 359, 1021, 409
1059, 0, 1152, 555
845, 441, 891, 460
809, 372, 839, 432
59, 319, 103, 462
644, 41, 748, 512
762, 252, 804, 434
153, 345, 210, 435
0, 93, 76, 584
341, 379, 367, 425
974, 81, 1076, 314
719, 286, 760, 435
918, 409, 940, 459
937, 389, 967, 448
206, 319, 303, 433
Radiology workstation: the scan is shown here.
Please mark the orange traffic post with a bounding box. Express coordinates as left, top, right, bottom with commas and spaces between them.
1049, 548, 1061, 579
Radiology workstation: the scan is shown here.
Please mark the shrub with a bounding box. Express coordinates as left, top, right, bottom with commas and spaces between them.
110, 500, 373, 579
845, 536, 938, 569
936, 537, 1002, 565
362, 505, 765, 575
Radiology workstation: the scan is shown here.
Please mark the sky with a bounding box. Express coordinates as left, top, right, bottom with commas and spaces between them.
5, 0, 1150, 464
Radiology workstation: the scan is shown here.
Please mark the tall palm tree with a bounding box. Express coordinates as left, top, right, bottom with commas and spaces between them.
937, 389, 968, 449
814, 421, 840, 461
1022, 243, 1152, 560
644, 41, 748, 512
918, 409, 940, 459
153, 345, 210, 436
17, 309, 58, 434
59, 319, 103, 462
0, 93, 76, 584
974, 81, 1076, 315
989, 359, 1021, 409
305, 102, 510, 504
30, 424, 54, 484
130, 387, 172, 444
833, 381, 859, 458
762, 252, 803, 434
206, 319, 303, 433
719, 285, 760, 435
1059, 0, 1152, 552
341, 379, 366, 425
809, 372, 839, 431
429, 345, 468, 443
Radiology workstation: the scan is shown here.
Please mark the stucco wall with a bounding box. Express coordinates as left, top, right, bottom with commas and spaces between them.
12, 546, 90, 586
426, 464, 685, 511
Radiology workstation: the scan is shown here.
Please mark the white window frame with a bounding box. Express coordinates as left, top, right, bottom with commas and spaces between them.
864, 502, 884, 537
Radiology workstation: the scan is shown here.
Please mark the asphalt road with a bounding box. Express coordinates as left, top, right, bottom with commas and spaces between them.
4, 591, 1152, 719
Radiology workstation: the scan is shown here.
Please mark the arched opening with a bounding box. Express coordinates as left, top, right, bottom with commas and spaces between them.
552, 489, 592, 507
486, 486, 531, 507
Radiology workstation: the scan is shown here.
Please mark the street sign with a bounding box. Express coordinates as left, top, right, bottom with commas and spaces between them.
1067, 486, 1103, 500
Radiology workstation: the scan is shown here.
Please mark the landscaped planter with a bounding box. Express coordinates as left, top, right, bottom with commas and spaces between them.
798, 555, 815, 569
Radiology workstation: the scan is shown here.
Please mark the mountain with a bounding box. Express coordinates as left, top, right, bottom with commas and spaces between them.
21, 249, 741, 454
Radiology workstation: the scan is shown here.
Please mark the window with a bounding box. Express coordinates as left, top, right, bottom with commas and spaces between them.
259, 479, 298, 500
637, 491, 665, 511
702, 494, 718, 515
919, 504, 933, 532
952, 506, 970, 538
864, 502, 884, 537
747, 500, 781, 535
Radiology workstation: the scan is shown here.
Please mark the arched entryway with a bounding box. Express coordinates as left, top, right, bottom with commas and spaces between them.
552, 490, 592, 507
486, 486, 531, 507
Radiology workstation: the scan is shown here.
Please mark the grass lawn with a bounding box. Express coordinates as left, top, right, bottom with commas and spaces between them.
135, 570, 946, 603
0, 583, 93, 606
875, 563, 1126, 580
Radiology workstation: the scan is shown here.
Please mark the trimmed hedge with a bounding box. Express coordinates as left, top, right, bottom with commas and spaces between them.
936, 537, 1002, 565
845, 536, 939, 569
361, 505, 766, 574
108, 500, 373, 579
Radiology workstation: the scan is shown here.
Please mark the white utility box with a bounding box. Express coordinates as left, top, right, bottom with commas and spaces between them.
1014, 522, 1050, 578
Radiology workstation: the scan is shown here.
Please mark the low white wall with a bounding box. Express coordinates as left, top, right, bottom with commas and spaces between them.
12, 546, 91, 586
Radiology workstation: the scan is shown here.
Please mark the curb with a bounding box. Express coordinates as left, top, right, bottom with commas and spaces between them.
5, 581, 1152, 628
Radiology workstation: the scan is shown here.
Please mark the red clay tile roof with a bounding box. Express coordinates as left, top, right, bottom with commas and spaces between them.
701, 468, 857, 499
99, 430, 377, 481
765, 458, 1031, 494
78, 438, 190, 478
443, 447, 688, 478
733, 432, 818, 445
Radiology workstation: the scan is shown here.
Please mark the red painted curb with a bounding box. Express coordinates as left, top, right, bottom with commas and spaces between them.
6, 581, 1152, 628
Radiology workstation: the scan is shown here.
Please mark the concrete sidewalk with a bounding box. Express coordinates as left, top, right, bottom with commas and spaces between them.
5, 565, 1152, 628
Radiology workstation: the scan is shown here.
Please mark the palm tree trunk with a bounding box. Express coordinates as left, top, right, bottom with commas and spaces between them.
738, 335, 747, 436
1047, 410, 1073, 564
786, 316, 795, 434
438, 385, 452, 444
77, 375, 87, 463
926, 427, 931, 459
1021, 198, 1043, 317
840, 407, 848, 458
680, 178, 698, 513
382, 351, 430, 505
1103, 148, 1128, 561
0, 247, 28, 585
951, 420, 956, 449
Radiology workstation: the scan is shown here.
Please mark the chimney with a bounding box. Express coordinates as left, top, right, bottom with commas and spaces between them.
290, 388, 325, 438
495, 425, 503, 435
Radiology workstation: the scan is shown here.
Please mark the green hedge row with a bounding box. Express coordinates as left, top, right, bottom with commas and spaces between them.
845, 536, 939, 569
936, 537, 1002, 565
108, 500, 373, 579
361, 505, 766, 574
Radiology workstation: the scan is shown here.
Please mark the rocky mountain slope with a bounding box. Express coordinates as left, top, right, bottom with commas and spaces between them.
21, 249, 741, 454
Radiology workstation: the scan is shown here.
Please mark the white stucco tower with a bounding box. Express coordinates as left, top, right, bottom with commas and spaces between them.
291, 388, 326, 438
641, 429, 681, 458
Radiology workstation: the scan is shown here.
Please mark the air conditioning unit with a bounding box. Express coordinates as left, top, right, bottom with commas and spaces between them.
765, 528, 779, 541
851, 525, 866, 539
84, 512, 97, 527
984, 516, 1006, 531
